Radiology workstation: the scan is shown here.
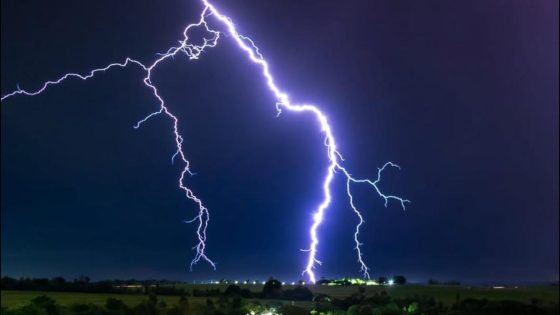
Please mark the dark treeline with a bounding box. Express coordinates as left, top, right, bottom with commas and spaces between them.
0, 277, 314, 301
221, 279, 313, 301
2, 276, 115, 293
0, 277, 186, 296
427, 279, 461, 286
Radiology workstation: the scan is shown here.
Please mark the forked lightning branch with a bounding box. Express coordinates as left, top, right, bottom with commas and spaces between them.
1, 0, 409, 283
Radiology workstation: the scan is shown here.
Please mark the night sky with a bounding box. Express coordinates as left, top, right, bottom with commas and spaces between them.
1, 0, 558, 284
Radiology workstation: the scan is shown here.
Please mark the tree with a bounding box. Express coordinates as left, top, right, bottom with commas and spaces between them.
428, 279, 440, 285
50, 277, 66, 291
1, 277, 17, 290
30, 295, 59, 315
444, 280, 461, 286
262, 278, 283, 298
357, 304, 373, 315
393, 275, 406, 285
377, 277, 387, 285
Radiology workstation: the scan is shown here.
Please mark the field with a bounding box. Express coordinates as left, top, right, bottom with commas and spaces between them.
0, 290, 311, 309
1, 284, 558, 308
0, 291, 185, 308
312, 284, 559, 305
172, 283, 559, 305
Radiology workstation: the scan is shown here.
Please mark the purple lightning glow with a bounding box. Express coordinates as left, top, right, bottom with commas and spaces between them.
1, 0, 409, 282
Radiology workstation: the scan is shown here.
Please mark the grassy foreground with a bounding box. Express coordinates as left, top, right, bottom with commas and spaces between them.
1, 291, 180, 308
172, 283, 559, 305
0, 290, 311, 309
312, 284, 559, 305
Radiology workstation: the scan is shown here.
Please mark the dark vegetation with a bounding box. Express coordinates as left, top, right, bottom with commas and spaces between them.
1, 277, 314, 302
1, 277, 185, 296
428, 279, 461, 286
2, 288, 559, 315
0, 293, 256, 315
1, 277, 558, 314
318, 286, 559, 315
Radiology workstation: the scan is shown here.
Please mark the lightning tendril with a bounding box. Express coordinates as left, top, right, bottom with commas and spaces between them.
1, 0, 409, 282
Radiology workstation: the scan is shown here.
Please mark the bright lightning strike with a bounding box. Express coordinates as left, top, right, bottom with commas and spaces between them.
1, 0, 410, 282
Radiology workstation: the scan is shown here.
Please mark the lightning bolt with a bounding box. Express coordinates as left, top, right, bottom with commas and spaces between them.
1, 0, 409, 282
